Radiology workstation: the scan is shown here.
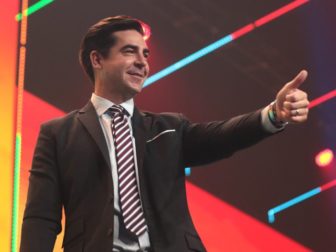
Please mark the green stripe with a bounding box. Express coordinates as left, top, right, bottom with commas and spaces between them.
11, 134, 21, 252
16, 0, 54, 21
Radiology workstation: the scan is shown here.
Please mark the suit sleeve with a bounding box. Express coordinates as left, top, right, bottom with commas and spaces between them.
20, 123, 62, 252
181, 110, 275, 167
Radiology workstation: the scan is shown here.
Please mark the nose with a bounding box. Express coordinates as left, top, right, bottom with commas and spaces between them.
134, 59, 145, 68
134, 54, 149, 73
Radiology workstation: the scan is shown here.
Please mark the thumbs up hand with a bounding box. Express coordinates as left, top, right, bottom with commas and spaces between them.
275, 70, 310, 123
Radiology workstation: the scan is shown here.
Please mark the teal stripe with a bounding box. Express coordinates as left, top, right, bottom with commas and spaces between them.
144, 35, 233, 86
268, 187, 321, 223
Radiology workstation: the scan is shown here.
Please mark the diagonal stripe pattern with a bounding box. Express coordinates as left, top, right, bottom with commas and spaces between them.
107, 105, 148, 236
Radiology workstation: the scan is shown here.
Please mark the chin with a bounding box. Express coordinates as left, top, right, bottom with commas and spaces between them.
128, 82, 144, 94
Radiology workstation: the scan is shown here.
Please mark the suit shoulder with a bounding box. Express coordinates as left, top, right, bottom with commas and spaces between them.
41, 109, 80, 131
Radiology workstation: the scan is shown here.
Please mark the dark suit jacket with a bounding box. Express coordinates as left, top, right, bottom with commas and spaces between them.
20, 102, 272, 252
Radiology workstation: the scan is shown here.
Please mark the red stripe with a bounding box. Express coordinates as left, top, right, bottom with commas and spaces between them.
231, 24, 255, 40
309, 89, 336, 109
320, 179, 336, 191
254, 0, 309, 27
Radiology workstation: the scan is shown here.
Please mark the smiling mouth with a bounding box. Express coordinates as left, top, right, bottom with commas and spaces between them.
127, 71, 145, 78
127, 73, 146, 86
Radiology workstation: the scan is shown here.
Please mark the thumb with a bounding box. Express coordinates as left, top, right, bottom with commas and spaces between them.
285, 70, 308, 90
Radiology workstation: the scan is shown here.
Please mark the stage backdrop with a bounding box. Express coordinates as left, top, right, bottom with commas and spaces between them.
2, 0, 336, 251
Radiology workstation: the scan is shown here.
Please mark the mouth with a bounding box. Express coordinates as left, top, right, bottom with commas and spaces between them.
127, 71, 145, 79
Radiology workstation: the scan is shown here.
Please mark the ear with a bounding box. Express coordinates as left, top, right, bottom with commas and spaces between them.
90, 50, 103, 70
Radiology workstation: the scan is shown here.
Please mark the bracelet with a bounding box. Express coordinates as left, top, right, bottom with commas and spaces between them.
268, 101, 288, 128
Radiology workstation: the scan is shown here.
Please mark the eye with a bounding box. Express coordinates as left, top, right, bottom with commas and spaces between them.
144, 52, 149, 58
124, 49, 134, 54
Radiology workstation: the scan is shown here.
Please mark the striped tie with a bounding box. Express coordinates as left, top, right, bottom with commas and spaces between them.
108, 105, 148, 236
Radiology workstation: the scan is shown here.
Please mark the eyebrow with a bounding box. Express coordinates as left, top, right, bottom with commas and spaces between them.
121, 44, 150, 56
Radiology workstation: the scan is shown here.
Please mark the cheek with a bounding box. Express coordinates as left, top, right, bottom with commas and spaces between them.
106, 64, 125, 77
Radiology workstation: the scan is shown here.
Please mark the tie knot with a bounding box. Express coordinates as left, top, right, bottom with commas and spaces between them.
107, 105, 129, 118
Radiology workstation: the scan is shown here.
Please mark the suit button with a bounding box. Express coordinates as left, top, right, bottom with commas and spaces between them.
107, 227, 113, 237
109, 194, 113, 203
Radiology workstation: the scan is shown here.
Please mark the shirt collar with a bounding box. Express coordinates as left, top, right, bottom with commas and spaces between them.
90, 93, 134, 117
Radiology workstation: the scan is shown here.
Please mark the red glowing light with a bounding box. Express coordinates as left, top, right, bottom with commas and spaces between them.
140, 21, 151, 41
315, 149, 334, 168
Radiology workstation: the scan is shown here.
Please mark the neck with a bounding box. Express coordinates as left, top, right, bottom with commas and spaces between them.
94, 82, 134, 105
94, 91, 131, 105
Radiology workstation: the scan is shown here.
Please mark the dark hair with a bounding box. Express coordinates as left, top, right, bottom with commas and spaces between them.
79, 15, 145, 82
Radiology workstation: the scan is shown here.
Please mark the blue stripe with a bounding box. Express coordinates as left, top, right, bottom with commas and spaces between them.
144, 35, 233, 87
268, 187, 321, 223
185, 167, 191, 176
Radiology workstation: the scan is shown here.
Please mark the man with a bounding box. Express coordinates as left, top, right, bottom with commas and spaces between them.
20, 16, 309, 252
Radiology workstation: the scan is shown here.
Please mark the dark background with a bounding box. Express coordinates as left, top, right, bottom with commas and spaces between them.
24, 0, 336, 251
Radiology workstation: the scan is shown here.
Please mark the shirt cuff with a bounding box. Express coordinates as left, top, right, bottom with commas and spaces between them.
261, 106, 286, 133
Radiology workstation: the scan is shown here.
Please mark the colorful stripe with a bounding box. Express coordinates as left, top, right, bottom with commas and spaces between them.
144, 35, 233, 86
144, 0, 310, 87
268, 180, 336, 223
185, 167, 191, 176
309, 89, 336, 109
0, 1, 19, 251
11, 134, 22, 252
16, 0, 54, 21
11, 0, 29, 250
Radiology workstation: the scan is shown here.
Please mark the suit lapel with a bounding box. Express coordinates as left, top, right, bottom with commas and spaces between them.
77, 102, 112, 170
132, 107, 150, 176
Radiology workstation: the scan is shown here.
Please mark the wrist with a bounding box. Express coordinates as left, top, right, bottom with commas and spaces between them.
268, 101, 288, 128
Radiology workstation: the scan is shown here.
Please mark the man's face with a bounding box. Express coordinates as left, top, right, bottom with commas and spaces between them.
97, 29, 150, 98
